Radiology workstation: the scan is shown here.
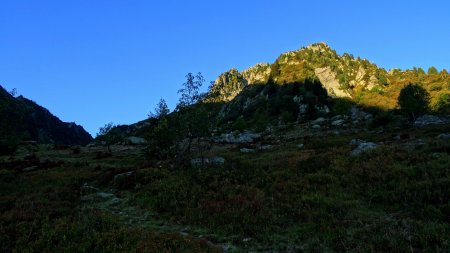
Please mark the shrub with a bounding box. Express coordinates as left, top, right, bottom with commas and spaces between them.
398, 83, 430, 121
280, 111, 295, 124
433, 93, 450, 114
332, 98, 353, 115
232, 116, 246, 131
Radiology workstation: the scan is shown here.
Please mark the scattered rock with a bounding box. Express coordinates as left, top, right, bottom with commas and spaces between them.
96, 192, 116, 199
258, 145, 273, 150
190, 156, 226, 166
22, 165, 39, 172
331, 115, 346, 121
414, 115, 449, 128
126, 136, 147, 145
299, 104, 308, 115
350, 106, 372, 121
331, 119, 345, 126
20, 141, 38, 146
316, 105, 330, 114
312, 117, 327, 124
113, 171, 136, 189
437, 133, 450, 140
240, 148, 256, 153
431, 153, 447, 159
114, 171, 135, 181
179, 231, 189, 236
215, 131, 261, 144
350, 139, 364, 145
81, 191, 121, 205
80, 183, 99, 195
297, 144, 305, 149
350, 140, 378, 156
242, 238, 252, 243
86, 143, 96, 148
312, 124, 321, 129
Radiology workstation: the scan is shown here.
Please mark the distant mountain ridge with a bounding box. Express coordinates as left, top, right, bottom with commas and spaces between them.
0, 86, 92, 145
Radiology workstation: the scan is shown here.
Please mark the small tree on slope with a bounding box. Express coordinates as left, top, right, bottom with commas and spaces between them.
398, 83, 430, 122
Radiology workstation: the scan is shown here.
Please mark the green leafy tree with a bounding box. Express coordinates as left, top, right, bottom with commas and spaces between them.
375, 69, 388, 86
398, 83, 430, 121
428, 66, 438, 75
417, 67, 426, 76
300, 79, 328, 119
147, 99, 174, 159
175, 73, 211, 163
177, 72, 204, 108
96, 122, 122, 152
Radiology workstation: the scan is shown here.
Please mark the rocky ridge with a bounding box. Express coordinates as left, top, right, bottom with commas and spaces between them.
207, 42, 387, 102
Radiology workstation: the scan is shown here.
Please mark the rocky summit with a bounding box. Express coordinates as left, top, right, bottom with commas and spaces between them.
206, 42, 450, 114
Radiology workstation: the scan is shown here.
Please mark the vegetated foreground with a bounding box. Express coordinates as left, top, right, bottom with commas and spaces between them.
1, 121, 449, 252
1, 42, 450, 252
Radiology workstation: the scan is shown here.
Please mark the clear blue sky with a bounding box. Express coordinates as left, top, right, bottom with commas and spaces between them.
1, 0, 449, 135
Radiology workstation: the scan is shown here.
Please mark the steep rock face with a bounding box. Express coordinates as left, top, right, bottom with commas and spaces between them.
0, 86, 92, 145
242, 63, 271, 85
314, 67, 351, 98
207, 63, 272, 102
208, 69, 248, 102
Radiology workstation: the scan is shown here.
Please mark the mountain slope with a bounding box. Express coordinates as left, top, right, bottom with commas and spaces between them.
99, 43, 450, 142
0, 86, 92, 145
207, 42, 450, 112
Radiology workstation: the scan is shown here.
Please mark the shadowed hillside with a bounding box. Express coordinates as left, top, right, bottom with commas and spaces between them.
0, 86, 92, 151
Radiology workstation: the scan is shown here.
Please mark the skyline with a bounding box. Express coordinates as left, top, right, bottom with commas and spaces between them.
1, 0, 450, 135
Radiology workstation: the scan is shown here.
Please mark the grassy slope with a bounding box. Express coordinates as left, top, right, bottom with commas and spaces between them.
1, 122, 449, 252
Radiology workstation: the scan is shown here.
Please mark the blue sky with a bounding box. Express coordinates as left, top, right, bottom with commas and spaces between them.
1, 0, 449, 135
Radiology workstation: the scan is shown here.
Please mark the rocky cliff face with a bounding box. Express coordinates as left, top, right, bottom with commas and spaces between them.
242, 63, 271, 85
207, 69, 247, 102
314, 67, 351, 98
0, 86, 92, 145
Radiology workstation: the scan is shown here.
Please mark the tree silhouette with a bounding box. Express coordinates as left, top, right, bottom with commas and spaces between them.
175, 73, 210, 163
176, 72, 204, 109
149, 98, 170, 119
398, 83, 430, 121
147, 98, 173, 159
96, 122, 121, 152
